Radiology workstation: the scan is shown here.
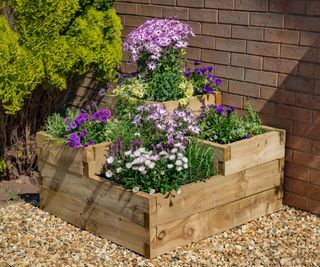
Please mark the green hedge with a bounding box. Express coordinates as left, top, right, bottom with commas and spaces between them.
0, 0, 122, 114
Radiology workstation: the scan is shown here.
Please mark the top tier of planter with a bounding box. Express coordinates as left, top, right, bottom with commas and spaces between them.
102, 91, 222, 114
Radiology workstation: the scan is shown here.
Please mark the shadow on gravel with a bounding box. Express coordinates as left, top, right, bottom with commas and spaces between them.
19, 193, 40, 207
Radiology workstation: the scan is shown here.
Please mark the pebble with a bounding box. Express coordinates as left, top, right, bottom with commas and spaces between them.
0, 203, 319, 266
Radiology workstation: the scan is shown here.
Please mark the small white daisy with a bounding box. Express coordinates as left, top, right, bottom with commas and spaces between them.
105, 170, 113, 178
132, 187, 140, 193
106, 156, 114, 164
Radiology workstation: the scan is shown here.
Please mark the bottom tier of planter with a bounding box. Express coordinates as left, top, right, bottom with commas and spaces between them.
39, 158, 284, 258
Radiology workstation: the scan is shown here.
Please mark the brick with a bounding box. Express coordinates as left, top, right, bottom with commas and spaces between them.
316, 81, 320, 95
162, 7, 188, 19
219, 10, 249, 25
120, 0, 149, 3
285, 163, 310, 182
284, 176, 291, 192
247, 41, 279, 57
115, 2, 137, 15
122, 26, 134, 37
186, 47, 201, 60
235, 0, 268, 11
296, 93, 320, 111
202, 49, 230, 65
229, 81, 260, 97
246, 98, 276, 115
137, 4, 162, 17
311, 170, 320, 186
189, 35, 215, 49
187, 21, 202, 35
313, 141, 320, 155
189, 9, 218, 23
293, 121, 320, 140
300, 32, 320, 48
202, 23, 231, 38
124, 16, 148, 27
277, 104, 312, 123
151, 0, 175, 5
293, 151, 320, 170
290, 179, 310, 197
232, 25, 263, 41
306, 1, 320, 16
263, 58, 298, 75
287, 135, 313, 153
308, 184, 320, 202
264, 29, 299, 45
313, 111, 320, 126
231, 53, 262, 69
250, 13, 284, 28
299, 63, 320, 79
284, 192, 309, 211
177, 0, 204, 7
278, 75, 315, 94
205, 0, 234, 9
216, 38, 246, 53
285, 15, 320, 32
309, 200, 320, 216
280, 45, 317, 63
285, 148, 293, 163
245, 69, 278, 86
215, 64, 245, 80
269, 0, 306, 14
221, 93, 243, 108
261, 88, 296, 105
261, 113, 293, 133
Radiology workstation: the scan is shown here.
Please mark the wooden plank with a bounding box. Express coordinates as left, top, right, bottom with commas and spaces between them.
41, 163, 152, 227
151, 159, 282, 227
149, 188, 282, 258
199, 139, 231, 161
40, 186, 150, 256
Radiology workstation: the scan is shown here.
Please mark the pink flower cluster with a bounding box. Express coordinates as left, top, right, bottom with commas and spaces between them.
123, 18, 195, 70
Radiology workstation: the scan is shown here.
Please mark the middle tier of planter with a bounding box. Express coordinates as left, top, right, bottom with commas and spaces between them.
102, 91, 222, 114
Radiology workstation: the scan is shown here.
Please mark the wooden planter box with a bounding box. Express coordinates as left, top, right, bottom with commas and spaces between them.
37, 129, 284, 259
201, 126, 286, 176
102, 92, 222, 114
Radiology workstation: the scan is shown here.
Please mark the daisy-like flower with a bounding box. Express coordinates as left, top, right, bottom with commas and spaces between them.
167, 164, 174, 169
169, 154, 176, 161
116, 167, 123, 174
183, 164, 188, 169
106, 156, 114, 164
105, 170, 113, 178
124, 150, 132, 156
175, 160, 183, 166
148, 162, 156, 169
126, 163, 132, 169
176, 166, 183, 172
149, 189, 156, 194
132, 187, 140, 193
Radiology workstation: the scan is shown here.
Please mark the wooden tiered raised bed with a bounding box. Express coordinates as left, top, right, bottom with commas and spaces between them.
37, 127, 285, 258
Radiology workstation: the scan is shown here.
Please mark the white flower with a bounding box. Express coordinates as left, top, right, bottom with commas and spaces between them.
171, 148, 178, 154
134, 150, 141, 157
105, 170, 113, 178
176, 188, 182, 194
134, 132, 141, 137
167, 164, 174, 169
149, 189, 156, 195
138, 166, 146, 172
183, 164, 188, 169
124, 150, 132, 156
182, 157, 188, 163
161, 171, 165, 175
106, 156, 114, 164
145, 159, 152, 167
159, 151, 168, 156
139, 147, 146, 153
169, 154, 176, 160
176, 166, 183, 172
132, 187, 140, 193
126, 163, 132, 169
175, 160, 183, 166
148, 162, 156, 169
151, 155, 160, 161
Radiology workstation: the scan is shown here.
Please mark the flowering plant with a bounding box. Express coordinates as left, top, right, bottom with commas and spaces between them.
103, 104, 216, 193
198, 103, 265, 144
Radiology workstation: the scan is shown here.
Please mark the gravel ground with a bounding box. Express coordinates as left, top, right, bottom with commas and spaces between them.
0, 201, 319, 266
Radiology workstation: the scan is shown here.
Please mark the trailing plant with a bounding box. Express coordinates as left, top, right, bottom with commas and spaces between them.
198, 103, 265, 144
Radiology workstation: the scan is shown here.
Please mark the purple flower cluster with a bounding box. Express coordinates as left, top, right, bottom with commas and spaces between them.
133, 104, 200, 146
198, 104, 236, 120
92, 110, 110, 123
123, 18, 195, 70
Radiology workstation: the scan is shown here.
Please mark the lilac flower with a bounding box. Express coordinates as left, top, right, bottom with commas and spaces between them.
207, 66, 213, 72
74, 113, 89, 126
215, 78, 222, 86
88, 139, 94, 145
184, 69, 192, 78
203, 85, 214, 94
215, 105, 225, 114
208, 104, 217, 109
246, 133, 252, 139
64, 117, 70, 124
71, 121, 77, 129
207, 73, 214, 83
193, 60, 201, 65
228, 106, 236, 112
68, 133, 81, 148
147, 61, 157, 71
80, 130, 88, 137
124, 18, 194, 65
65, 125, 71, 132
92, 110, 110, 123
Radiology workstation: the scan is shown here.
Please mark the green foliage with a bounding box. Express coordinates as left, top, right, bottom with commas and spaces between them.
0, 158, 6, 174
199, 104, 265, 144
146, 49, 184, 101
4, 187, 19, 202
0, 0, 122, 114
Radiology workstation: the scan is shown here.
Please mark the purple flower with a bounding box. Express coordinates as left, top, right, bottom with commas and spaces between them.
64, 117, 70, 124
215, 105, 225, 114
207, 66, 213, 72
196, 113, 206, 121
228, 106, 236, 112
193, 60, 201, 65
208, 104, 217, 109
246, 133, 252, 139
71, 121, 77, 129
74, 113, 89, 126
184, 69, 192, 78
68, 133, 81, 148
80, 130, 88, 137
65, 125, 71, 132
92, 110, 110, 123
207, 73, 214, 83
203, 85, 214, 94
215, 78, 222, 86
88, 139, 94, 145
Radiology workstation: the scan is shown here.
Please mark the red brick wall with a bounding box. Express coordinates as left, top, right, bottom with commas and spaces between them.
107, 0, 320, 215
